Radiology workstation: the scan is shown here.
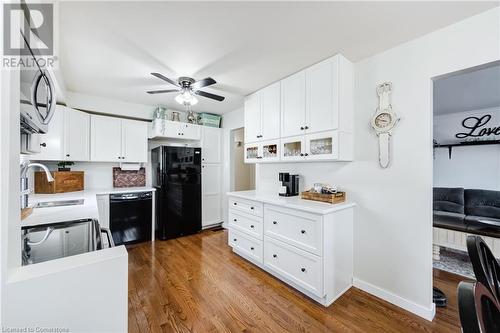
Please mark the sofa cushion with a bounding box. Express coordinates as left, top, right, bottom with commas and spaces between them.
433, 187, 465, 214
465, 215, 500, 238
464, 189, 500, 219
433, 211, 466, 232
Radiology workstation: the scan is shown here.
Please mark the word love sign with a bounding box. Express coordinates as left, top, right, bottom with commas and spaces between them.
455, 114, 500, 139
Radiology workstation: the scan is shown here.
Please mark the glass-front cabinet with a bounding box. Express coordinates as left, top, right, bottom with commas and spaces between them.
244, 140, 280, 163
281, 136, 305, 161
305, 130, 338, 160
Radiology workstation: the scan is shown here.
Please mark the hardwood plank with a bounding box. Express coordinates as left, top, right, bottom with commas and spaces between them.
127, 230, 465, 332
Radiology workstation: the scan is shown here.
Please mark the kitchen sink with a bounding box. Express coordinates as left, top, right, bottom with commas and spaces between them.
35, 199, 85, 208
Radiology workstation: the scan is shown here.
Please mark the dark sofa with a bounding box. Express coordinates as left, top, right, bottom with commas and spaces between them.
433, 187, 500, 238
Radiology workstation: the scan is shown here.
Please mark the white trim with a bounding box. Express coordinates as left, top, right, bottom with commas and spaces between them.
353, 277, 436, 321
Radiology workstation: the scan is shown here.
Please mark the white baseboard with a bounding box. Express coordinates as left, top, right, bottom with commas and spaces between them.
353, 278, 436, 321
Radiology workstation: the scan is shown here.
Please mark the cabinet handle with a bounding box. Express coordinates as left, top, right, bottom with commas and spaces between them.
250, 225, 254, 228
250, 247, 254, 250
300, 126, 304, 130
66, 154, 70, 157
272, 221, 277, 225
301, 230, 306, 234
304, 153, 309, 157
40, 143, 46, 147
233, 219, 237, 222
250, 207, 254, 210
233, 202, 237, 206
273, 254, 277, 258
301, 268, 306, 272
233, 238, 237, 242
300, 153, 304, 156
305, 126, 309, 130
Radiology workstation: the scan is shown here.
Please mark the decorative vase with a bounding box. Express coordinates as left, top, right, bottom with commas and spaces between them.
187, 111, 196, 124
171, 111, 181, 122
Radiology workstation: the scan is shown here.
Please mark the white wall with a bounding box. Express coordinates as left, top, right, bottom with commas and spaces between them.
434, 107, 500, 190
255, 7, 500, 320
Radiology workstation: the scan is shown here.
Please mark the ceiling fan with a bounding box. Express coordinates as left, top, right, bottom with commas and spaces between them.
147, 73, 225, 106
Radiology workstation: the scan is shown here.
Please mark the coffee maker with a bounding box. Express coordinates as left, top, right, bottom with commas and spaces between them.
279, 173, 299, 197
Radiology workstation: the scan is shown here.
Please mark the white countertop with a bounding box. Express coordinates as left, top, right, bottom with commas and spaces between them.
22, 187, 156, 227
227, 190, 355, 215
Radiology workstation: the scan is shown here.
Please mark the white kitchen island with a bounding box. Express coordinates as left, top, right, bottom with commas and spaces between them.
227, 190, 355, 307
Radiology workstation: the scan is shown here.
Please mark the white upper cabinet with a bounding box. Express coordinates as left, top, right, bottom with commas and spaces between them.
244, 93, 261, 143
121, 119, 148, 163
35, 106, 90, 162
91, 115, 122, 162
260, 82, 281, 141
243, 54, 353, 163
281, 71, 306, 138
149, 120, 201, 140
64, 108, 90, 161
180, 123, 201, 140
244, 82, 281, 144
201, 126, 222, 163
91, 115, 148, 163
306, 59, 338, 134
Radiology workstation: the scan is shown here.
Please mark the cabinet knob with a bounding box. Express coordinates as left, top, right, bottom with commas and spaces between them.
233, 238, 237, 242
301, 230, 306, 234
66, 154, 70, 157
300, 126, 304, 130
250, 247, 254, 250
40, 143, 47, 147
272, 221, 277, 225
304, 153, 309, 157
273, 254, 277, 258
305, 126, 309, 130
250, 206, 254, 210
233, 219, 237, 222
233, 202, 237, 206
300, 153, 304, 156
250, 225, 254, 228
301, 268, 306, 272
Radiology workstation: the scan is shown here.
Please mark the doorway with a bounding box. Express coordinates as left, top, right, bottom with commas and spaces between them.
230, 128, 255, 191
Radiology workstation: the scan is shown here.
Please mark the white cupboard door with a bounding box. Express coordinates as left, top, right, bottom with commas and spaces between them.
202, 164, 222, 227
182, 123, 201, 140
281, 71, 306, 138
64, 108, 90, 161
121, 119, 148, 162
162, 120, 181, 138
90, 115, 122, 162
306, 59, 338, 134
305, 130, 338, 160
244, 143, 259, 163
260, 140, 280, 163
201, 126, 222, 163
36, 105, 64, 160
280, 135, 305, 161
244, 93, 261, 143
260, 82, 280, 141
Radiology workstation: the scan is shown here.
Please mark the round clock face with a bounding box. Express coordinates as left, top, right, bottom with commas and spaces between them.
374, 112, 393, 129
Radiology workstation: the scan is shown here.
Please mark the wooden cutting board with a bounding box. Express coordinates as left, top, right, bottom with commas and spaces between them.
35, 171, 84, 193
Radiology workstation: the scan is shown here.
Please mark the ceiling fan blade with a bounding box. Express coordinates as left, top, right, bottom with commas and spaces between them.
194, 90, 225, 102
191, 77, 216, 90
150, 72, 179, 86
146, 89, 179, 94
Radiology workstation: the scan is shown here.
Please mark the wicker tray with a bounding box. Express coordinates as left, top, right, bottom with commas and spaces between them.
301, 191, 346, 204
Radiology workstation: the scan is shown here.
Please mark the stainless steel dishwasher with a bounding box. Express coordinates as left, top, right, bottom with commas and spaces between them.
109, 191, 152, 245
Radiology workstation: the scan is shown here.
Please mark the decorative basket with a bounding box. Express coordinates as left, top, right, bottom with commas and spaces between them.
198, 113, 221, 128
301, 191, 346, 204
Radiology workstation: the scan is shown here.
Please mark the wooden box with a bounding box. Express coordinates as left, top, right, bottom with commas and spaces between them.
301, 191, 346, 204
35, 171, 84, 194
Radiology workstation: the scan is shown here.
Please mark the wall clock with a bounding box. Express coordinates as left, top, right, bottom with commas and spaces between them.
371, 82, 400, 168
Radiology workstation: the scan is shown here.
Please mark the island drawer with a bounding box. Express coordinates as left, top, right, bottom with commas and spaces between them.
229, 209, 263, 239
264, 236, 324, 297
264, 205, 322, 256
229, 197, 263, 217
229, 229, 263, 264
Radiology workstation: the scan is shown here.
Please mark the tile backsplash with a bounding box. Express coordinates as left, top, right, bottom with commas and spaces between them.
113, 167, 146, 187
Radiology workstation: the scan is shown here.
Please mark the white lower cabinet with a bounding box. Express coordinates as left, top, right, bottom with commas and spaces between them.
227, 194, 354, 306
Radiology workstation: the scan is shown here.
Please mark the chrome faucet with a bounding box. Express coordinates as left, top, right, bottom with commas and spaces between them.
20, 162, 54, 209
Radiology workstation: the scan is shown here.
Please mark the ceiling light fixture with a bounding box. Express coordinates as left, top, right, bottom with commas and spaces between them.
175, 89, 198, 106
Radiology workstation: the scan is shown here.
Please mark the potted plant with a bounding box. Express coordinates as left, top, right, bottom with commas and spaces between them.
57, 161, 74, 172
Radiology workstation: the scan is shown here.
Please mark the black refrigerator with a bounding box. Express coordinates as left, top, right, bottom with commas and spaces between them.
151, 146, 202, 240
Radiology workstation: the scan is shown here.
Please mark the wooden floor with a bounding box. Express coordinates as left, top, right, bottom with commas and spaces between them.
128, 229, 468, 333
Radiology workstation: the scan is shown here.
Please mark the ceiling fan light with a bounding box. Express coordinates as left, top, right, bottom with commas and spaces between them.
175, 94, 185, 105
190, 95, 198, 105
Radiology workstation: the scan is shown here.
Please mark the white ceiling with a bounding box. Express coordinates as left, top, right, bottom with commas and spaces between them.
434, 63, 500, 115
59, 1, 498, 114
